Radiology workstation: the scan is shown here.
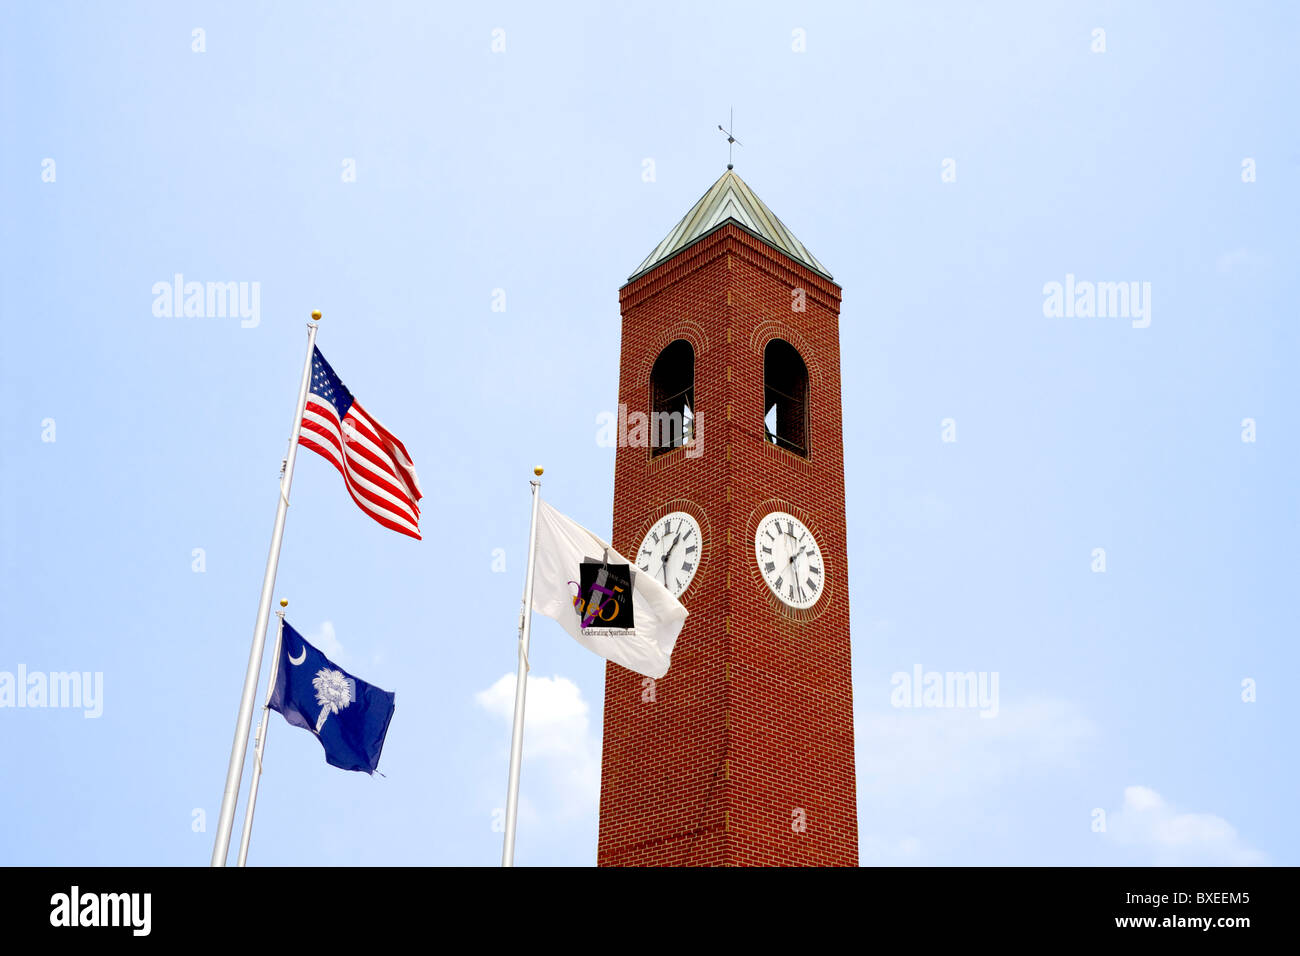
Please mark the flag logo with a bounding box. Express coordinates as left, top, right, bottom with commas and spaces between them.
572, 559, 636, 635
532, 500, 686, 678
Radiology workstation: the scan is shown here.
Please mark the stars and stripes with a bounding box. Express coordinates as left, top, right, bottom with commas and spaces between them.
298, 346, 422, 539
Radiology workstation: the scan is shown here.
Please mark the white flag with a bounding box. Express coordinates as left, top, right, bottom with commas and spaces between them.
531, 500, 687, 678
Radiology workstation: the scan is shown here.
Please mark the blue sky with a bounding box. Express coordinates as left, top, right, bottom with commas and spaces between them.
1, 1, 1295, 866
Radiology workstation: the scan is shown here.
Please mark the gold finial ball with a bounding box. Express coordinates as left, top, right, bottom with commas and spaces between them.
533, 466, 544, 476
310, 310, 321, 321
279, 599, 288, 608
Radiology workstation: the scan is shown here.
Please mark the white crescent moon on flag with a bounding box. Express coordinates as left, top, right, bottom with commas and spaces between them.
288, 645, 306, 665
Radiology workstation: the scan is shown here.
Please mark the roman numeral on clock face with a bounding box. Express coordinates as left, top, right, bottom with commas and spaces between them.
637, 511, 702, 599
755, 511, 823, 610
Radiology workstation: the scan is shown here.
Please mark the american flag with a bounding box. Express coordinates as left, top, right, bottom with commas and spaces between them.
298, 346, 422, 539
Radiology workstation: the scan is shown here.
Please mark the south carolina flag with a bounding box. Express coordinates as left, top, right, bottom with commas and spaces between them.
269, 621, 396, 774
530, 500, 687, 678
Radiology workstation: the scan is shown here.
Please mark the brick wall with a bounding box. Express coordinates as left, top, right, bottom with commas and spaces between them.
597, 223, 858, 866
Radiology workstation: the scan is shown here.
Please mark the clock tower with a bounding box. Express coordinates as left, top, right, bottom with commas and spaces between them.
598, 169, 858, 866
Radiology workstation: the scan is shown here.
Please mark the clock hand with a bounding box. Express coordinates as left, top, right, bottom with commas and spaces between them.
785, 546, 806, 600
785, 545, 804, 572
660, 534, 683, 588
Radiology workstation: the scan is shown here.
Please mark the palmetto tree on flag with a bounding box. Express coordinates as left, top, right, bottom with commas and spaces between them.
312, 668, 354, 732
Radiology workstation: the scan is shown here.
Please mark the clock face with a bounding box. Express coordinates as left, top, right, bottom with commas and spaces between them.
635, 511, 703, 598
754, 511, 823, 609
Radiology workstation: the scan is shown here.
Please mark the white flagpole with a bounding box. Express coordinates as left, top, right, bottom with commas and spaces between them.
210, 311, 321, 867
235, 601, 286, 867
501, 467, 543, 867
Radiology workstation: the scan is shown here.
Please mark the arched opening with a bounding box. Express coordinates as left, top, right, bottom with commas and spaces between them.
764, 339, 808, 456
650, 340, 694, 457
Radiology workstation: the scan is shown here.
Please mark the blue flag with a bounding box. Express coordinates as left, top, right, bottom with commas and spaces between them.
269, 621, 395, 774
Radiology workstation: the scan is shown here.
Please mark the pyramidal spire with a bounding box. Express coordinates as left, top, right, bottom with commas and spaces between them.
629, 169, 831, 282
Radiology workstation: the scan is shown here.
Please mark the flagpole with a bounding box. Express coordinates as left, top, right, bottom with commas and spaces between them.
235, 600, 286, 867
210, 311, 321, 867
501, 466, 543, 867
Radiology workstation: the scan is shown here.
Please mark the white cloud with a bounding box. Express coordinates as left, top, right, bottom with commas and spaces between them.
307, 620, 347, 667
1123, 784, 1164, 812
1106, 785, 1267, 866
857, 696, 1096, 808
475, 673, 601, 819
854, 694, 1097, 863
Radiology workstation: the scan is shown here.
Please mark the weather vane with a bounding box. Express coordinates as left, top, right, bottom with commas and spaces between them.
717, 108, 742, 170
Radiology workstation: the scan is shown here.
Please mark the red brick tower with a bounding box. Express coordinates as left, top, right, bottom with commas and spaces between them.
598, 170, 857, 866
